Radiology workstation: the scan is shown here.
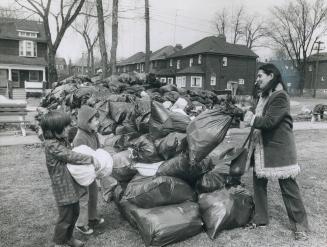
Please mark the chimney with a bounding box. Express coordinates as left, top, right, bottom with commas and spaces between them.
217, 34, 226, 42
175, 44, 183, 50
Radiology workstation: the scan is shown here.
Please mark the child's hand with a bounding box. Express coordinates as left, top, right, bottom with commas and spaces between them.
93, 158, 101, 170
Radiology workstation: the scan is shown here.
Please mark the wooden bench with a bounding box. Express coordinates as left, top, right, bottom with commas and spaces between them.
0, 96, 28, 136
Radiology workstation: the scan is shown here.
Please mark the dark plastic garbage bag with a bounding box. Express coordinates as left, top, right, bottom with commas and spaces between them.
131, 201, 203, 246
109, 101, 135, 124
122, 176, 196, 208
149, 101, 191, 139
112, 150, 137, 182
156, 153, 192, 182
196, 167, 225, 193
129, 134, 162, 163
187, 109, 232, 166
154, 132, 187, 160
198, 187, 254, 239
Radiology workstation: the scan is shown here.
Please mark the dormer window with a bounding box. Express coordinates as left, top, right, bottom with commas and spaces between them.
18, 30, 38, 38
19, 40, 37, 57
189, 58, 193, 67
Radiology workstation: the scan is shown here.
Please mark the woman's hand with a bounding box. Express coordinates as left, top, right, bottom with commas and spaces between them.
93, 157, 101, 170
243, 110, 254, 127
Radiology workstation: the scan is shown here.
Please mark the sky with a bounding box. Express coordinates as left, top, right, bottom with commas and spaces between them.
1, 0, 291, 63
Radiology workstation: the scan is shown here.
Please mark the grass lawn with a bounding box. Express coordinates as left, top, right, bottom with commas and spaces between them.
1, 130, 327, 247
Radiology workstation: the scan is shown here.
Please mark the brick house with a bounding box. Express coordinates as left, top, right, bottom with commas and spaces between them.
117, 52, 146, 74
0, 17, 47, 97
55, 57, 69, 81
168, 35, 258, 94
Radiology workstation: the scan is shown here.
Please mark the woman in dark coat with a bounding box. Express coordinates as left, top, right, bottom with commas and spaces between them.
245, 63, 309, 241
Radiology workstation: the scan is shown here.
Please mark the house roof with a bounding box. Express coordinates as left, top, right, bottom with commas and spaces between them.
308, 52, 327, 62
169, 36, 258, 58
56, 57, 67, 66
118, 45, 183, 66
177, 66, 205, 74
0, 17, 47, 43
0, 54, 47, 66
118, 52, 145, 66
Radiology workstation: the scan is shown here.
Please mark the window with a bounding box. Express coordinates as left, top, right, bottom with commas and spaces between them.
123, 66, 126, 72
18, 30, 38, 38
176, 76, 186, 88
141, 64, 144, 72
189, 58, 193, 67
321, 76, 325, 82
167, 77, 174, 84
29, 71, 39, 81
308, 65, 313, 72
210, 75, 216, 86
191, 76, 202, 88
177, 60, 181, 69
198, 55, 202, 64
19, 40, 37, 57
169, 59, 173, 67
160, 77, 167, 83
222, 57, 228, 67
137, 64, 140, 69
238, 78, 245, 85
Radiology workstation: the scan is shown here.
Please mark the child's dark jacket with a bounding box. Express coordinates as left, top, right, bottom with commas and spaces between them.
44, 138, 94, 206
73, 105, 100, 150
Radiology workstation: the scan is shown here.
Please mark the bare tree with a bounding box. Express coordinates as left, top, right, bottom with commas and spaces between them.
72, 2, 99, 77
213, 7, 228, 36
96, 0, 109, 78
15, 0, 86, 85
243, 15, 267, 49
231, 6, 244, 44
268, 0, 327, 95
110, 0, 118, 75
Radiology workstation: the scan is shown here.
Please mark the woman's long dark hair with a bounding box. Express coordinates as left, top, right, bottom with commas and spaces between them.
258, 63, 287, 96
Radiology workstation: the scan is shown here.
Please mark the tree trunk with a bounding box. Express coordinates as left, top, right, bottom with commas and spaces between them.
110, 0, 119, 75
47, 48, 58, 87
145, 0, 150, 73
96, 0, 108, 78
91, 48, 95, 76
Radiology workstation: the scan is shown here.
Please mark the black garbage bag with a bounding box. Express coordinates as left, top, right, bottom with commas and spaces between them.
196, 167, 225, 193
112, 150, 137, 182
114, 134, 139, 151
149, 101, 191, 139
131, 201, 203, 246
163, 91, 180, 102
129, 134, 162, 163
115, 122, 138, 136
122, 176, 196, 208
154, 132, 187, 160
198, 187, 254, 239
135, 112, 151, 134
97, 110, 117, 135
187, 109, 232, 166
159, 84, 178, 94
156, 153, 192, 182
109, 101, 135, 124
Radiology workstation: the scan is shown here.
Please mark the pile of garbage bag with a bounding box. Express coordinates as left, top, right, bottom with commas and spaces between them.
37, 74, 254, 246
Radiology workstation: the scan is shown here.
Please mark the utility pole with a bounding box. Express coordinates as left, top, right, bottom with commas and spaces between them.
145, 0, 150, 73
313, 40, 324, 98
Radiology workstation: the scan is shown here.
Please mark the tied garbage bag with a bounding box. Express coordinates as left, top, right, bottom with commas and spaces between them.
109, 101, 135, 124
198, 187, 254, 239
122, 176, 196, 208
112, 149, 137, 182
187, 109, 232, 166
131, 201, 203, 247
149, 101, 191, 139
154, 132, 187, 160
130, 134, 162, 163
156, 153, 192, 182
196, 166, 225, 193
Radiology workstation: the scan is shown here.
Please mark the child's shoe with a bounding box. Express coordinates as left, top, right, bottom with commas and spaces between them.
89, 218, 105, 228
75, 225, 94, 235
67, 238, 85, 247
